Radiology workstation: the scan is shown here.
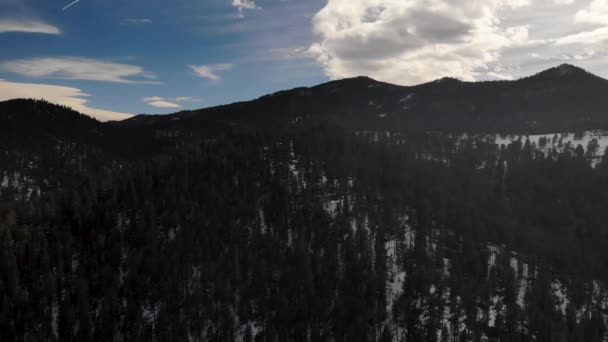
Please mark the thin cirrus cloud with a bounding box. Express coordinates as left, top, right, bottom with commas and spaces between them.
61, 0, 81, 11
0, 79, 132, 121
0, 57, 159, 84
143, 96, 201, 109
121, 18, 153, 26
189, 64, 233, 80
0, 19, 60, 34
173, 96, 201, 102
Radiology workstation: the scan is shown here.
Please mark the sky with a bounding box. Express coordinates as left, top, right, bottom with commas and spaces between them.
2, 0, 608, 121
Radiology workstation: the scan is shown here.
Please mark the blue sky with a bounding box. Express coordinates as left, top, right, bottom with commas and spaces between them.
0, 0, 328, 119
3, 0, 608, 120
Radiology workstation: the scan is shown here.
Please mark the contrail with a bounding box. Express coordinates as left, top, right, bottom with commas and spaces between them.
62, 0, 81, 11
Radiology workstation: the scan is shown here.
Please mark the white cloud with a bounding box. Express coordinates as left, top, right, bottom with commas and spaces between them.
189, 64, 232, 80
232, 0, 258, 17
308, 0, 535, 85
143, 96, 164, 102
555, 26, 608, 45
146, 101, 181, 108
142, 96, 201, 108
0, 19, 60, 34
0, 80, 132, 121
487, 71, 515, 80
302, 0, 608, 83
0, 57, 159, 84
575, 0, 608, 25
121, 18, 152, 25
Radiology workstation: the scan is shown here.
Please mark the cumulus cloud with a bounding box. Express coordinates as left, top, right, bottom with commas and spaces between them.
233, 0, 258, 17
0, 57, 159, 84
189, 64, 232, 80
142, 96, 200, 108
0, 19, 60, 34
0, 80, 132, 121
307, 0, 535, 85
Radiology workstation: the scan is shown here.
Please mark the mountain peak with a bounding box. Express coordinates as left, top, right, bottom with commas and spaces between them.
435, 76, 462, 83
555, 63, 587, 75
531, 63, 591, 80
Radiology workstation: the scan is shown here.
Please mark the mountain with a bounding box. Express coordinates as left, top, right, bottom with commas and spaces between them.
122, 63, 608, 133
3, 65, 608, 341
0, 99, 159, 203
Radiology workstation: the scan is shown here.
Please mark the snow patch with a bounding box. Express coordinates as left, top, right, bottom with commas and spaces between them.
517, 263, 529, 308
487, 245, 499, 280
551, 280, 570, 316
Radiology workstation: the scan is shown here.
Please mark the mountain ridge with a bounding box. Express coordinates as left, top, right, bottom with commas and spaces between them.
116, 63, 608, 133
3, 63, 608, 133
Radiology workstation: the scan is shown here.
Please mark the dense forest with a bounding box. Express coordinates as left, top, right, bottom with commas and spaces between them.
3, 77, 608, 341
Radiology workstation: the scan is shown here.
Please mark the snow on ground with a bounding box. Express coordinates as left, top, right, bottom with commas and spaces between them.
258, 208, 267, 235
235, 321, 263, 342
289, 162, 299, 180
51, 301, 59, 338
495, 130, 608, 163
551, 280, 570, 316
510, 257, 518, 275
487, 245, 499, 280
350, 218, 357, 233
517, 263, 529, 308
387, 271, 406, 312
288, 140, 300, 181
443, 258, 451, 278
1, 172, 8, 188
0, 170, 39, 199
476, 303, 485, 321
488, 295, 502, 328
323, 199, 340, 218
402, 216, 415, 251
385, 238, 406, 310
399, 93, 415, 103
438, 288, 453, 341
363, 214, 371, 235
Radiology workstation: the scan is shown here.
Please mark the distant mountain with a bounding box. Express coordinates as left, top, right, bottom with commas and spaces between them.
2, 64, 606, 201
122, 63, 608, 133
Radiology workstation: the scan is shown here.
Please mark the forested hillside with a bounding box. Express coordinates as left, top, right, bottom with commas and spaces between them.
124, 64, 608, 133
3, 65, 608, 341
